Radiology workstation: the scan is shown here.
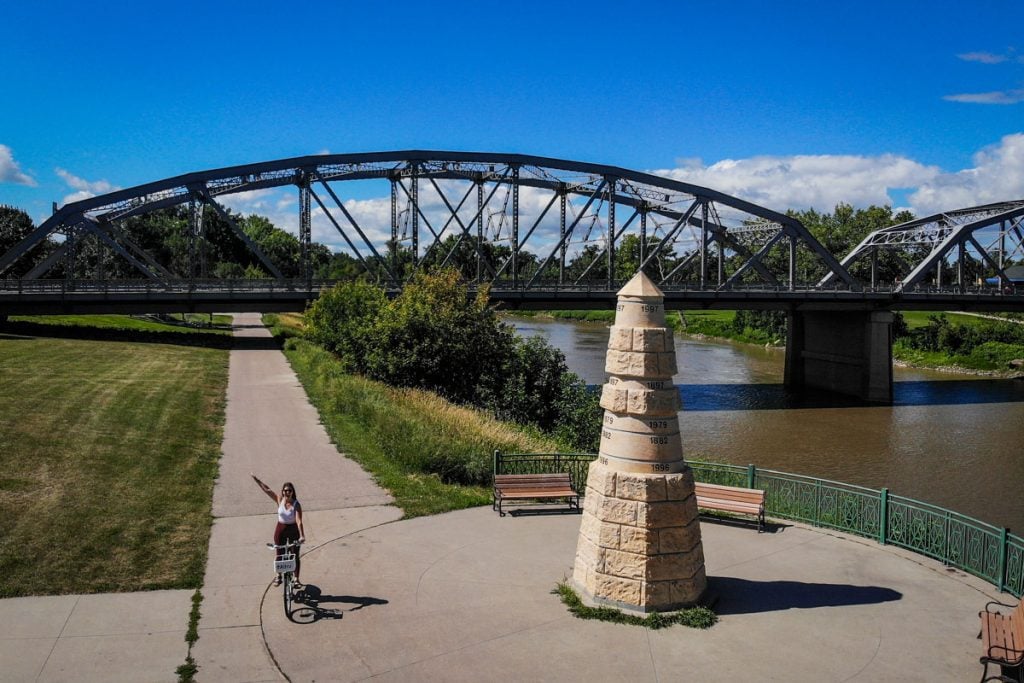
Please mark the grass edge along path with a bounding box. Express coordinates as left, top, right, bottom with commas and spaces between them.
264, 313, 564, 518
0, 318, 229, 598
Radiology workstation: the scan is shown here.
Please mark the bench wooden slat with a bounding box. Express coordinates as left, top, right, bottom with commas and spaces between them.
979, 599, 1024, 680
493, 473, 579, 516
694, 482, 766, 531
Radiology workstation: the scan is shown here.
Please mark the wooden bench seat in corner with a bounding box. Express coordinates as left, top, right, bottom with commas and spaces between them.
492, 473, 580, 517
694, 481, 766, 531
979, 598, 1024, 682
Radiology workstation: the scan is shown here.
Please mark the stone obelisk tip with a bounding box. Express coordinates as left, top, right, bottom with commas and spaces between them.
617, 271, 664, 299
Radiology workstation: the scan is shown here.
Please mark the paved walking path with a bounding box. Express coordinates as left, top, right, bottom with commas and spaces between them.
0, 590, 193, 682
191, 313, 398, 682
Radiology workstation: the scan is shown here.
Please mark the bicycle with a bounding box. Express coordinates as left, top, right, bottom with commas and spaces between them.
267, 539, 304, 617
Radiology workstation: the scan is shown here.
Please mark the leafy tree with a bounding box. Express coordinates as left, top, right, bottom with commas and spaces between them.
614, 234, 679, 282
566, 244, 608, 282
732, 310, 787, 341
304, 280, 387, 371
212, 261, 245, 279
0, 205, 46, 277
552, 374, 602, 452
363, 270, 515, 405
492, 335, 570, 429
0, 205, 37, 256
318, 252, 368, 280
787, 204, 916, 285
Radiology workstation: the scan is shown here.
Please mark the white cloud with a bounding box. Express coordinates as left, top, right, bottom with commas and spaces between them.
957, 51, 1011, 65
908, 133, 1024, 214
650, 154, 940, 212
55, 168, 119, 205
947, 48, 1024, 104
943, 89, 1024, 105
0, 145, 36, 186
220, 188, 281, 214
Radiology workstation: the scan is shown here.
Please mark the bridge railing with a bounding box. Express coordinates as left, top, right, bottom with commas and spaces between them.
493, 452, 1023, 597
1, 277, 1018, 297
0, 278, 339, 294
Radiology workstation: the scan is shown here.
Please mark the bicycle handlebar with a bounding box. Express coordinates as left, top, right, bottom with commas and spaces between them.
266, 540, 303, 550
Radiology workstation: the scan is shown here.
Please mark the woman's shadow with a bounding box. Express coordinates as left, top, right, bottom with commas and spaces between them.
289, 584, 389, 624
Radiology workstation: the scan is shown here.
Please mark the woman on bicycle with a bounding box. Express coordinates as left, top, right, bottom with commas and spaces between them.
251, 474, 306, 586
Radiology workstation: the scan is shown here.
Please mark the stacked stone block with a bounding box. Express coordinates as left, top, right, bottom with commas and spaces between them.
572, 272, 707, 612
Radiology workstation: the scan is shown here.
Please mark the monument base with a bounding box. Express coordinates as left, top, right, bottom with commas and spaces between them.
572, 461, 707, 613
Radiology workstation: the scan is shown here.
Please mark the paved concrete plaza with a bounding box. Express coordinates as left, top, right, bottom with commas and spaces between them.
258, 507, 998, 682
0, 312, 1009, 682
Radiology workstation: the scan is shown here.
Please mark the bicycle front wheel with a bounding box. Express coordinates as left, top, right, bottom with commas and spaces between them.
282, 572, 293, 617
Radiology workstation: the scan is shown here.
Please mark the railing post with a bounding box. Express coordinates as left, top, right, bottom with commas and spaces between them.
747, 464, 756, 490
815, 478, 821, 526
879, 488, 889, 545
998, 527, 1009, 593
943, 511, 951, 565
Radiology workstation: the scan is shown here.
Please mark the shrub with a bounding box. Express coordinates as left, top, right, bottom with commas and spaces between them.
961, 341, 1024, 370
304, 280, 386, 371
363, 271, 514, 405
303, 270, 600, 451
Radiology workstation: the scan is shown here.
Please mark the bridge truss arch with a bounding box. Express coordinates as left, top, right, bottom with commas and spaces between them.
820, 200, 1024, 291
0, 151, 858, 293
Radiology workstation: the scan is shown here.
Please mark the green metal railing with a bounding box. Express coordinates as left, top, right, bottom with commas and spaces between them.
494, 452, 1023, 598
494, 452, 595, 494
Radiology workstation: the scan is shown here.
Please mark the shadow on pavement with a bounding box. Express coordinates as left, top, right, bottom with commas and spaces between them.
289, 584, 389, 624
709, 576, 902, 615
507, 507, 583, 518
231, 336, 283, 351
697, 514, 791, 534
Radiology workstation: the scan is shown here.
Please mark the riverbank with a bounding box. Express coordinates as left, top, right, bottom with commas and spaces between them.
510, 310, 1024, 378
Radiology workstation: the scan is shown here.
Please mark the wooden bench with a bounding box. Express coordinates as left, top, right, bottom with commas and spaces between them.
980, 599, 1024, 682
694, 482, 766, 531
493, 473, 580, 517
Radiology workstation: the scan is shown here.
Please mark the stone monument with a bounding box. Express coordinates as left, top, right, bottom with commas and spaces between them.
572, 272, 707, 613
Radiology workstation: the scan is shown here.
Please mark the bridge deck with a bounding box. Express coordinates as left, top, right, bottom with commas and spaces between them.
2, 281, 1023, 315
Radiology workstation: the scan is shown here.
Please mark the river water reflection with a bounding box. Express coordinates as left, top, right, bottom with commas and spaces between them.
510, 316, 1024, 532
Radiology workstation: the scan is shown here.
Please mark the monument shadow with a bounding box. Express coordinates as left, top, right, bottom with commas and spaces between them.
708, 576, 902, 615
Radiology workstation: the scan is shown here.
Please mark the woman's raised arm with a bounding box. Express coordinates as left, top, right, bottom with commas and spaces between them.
251, 473, 279, 503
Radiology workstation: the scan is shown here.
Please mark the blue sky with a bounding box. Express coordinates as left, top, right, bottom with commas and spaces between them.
2, 0, 1023, 242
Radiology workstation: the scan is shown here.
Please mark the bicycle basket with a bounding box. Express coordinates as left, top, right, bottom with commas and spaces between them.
274, 553, 296, 574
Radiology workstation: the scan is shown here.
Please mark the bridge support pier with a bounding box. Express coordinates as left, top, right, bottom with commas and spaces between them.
784, 310, 893, 403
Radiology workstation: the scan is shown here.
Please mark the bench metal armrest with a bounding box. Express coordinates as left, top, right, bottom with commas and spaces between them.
982, 600, 1018, 614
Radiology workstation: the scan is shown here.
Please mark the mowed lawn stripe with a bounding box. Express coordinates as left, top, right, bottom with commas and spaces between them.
0, 335, 228, 597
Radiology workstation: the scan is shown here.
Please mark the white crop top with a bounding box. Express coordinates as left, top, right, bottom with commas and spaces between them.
278, 499, 298, 524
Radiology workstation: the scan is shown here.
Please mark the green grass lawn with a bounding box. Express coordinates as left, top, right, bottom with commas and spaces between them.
0, 330, 228, 597
898, 311, 987, 329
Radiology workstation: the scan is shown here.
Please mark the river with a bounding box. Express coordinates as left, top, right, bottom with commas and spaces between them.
509, 316, 1024, 533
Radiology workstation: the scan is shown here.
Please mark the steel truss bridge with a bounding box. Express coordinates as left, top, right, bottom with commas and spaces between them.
1, 151, 1023, 315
